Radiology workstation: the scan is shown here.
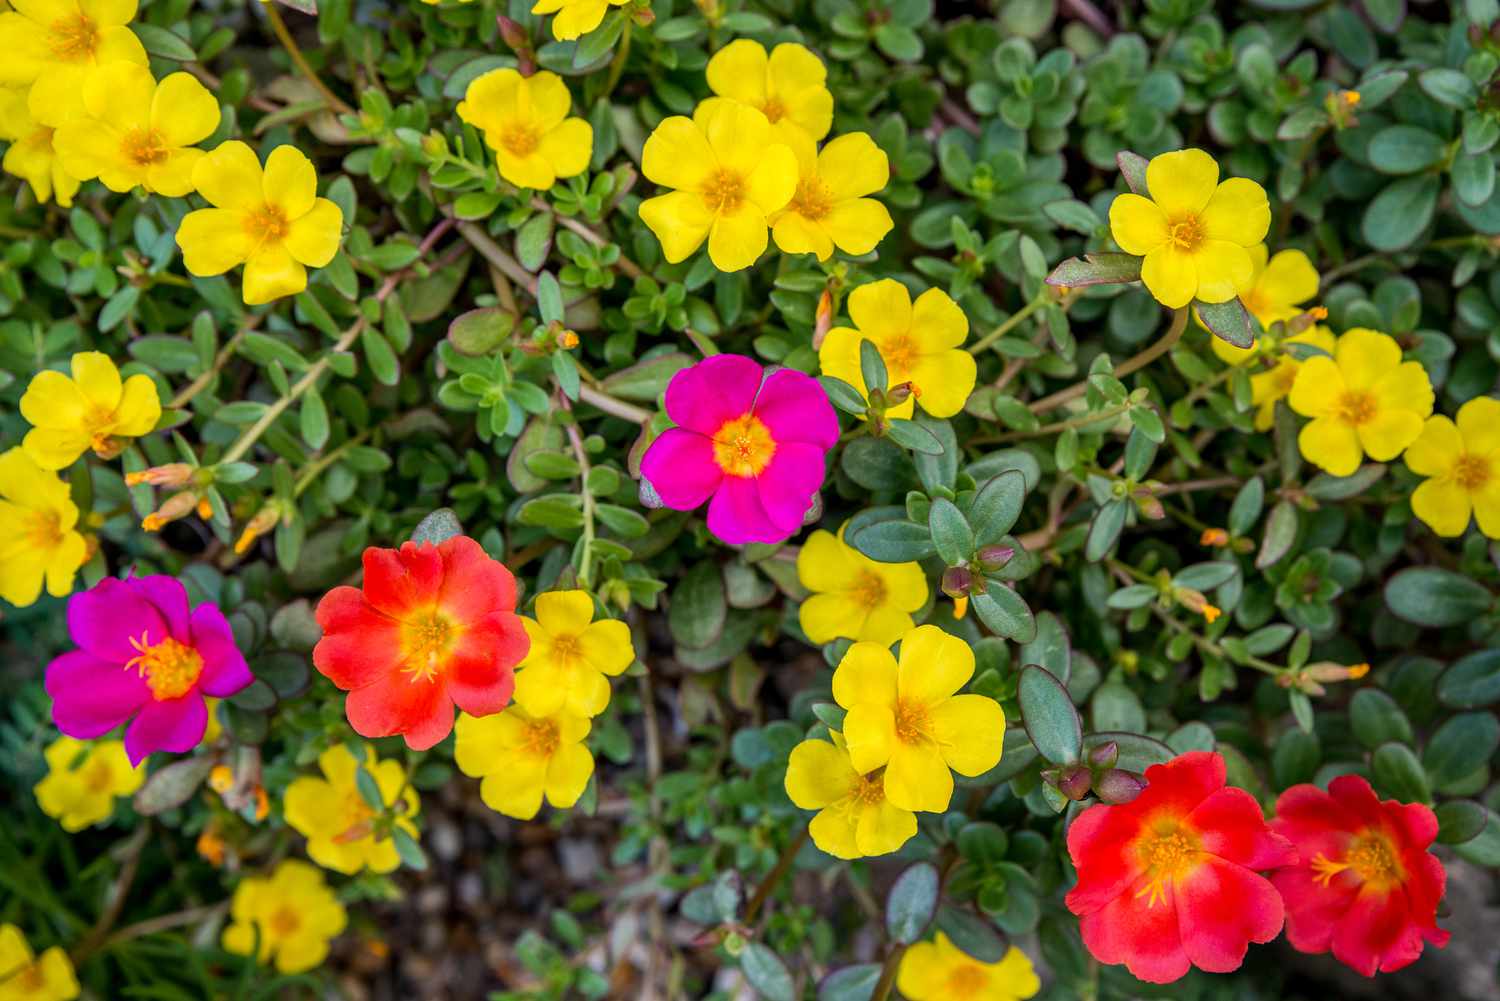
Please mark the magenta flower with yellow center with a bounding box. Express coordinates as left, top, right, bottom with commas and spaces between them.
175, 141, 344, 305
0, 0, 148, 125
639, 354, 838, 545
45, 575, 252, 764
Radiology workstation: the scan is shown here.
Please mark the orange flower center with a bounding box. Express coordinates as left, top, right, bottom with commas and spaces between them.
1239, 288, 1269, 319
121, 126, 170, 167
16, 962, 45, 992
1168, 215, 1204, 252
1454, 453, 1491, 491
244, 204, 290, 244
269, 907, 302, 937
1311, 831, 1404, 891
1335, 389, 1378, 426
549, 632, 583, 666
790, 177, 834, 220
522, 718, 560, 758
401, 611, 455, 682
1271, 362, 1299, 396
945, 964, 989, 998
880, 334, 919, 373
501, 123, 539, 157
851, 772, 885, 805
84, 758, 115, 793
761, 96, 786, 123
711, 414, 776, 477
1135, 824, 1200, 907
892, 698, 931, 746
703, 168, 746, 214
49, 13, 99, 61
125, 634, 205, 700
850, 570, 887, 611
333, 787, 376, 843
27, 508, 65, 549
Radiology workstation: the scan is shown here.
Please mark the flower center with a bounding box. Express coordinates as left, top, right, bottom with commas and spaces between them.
791, 177, 833, 220
851, 772, 885, 805
27, 508, 64, 549
17, 962, 45, 992
126, 634, 205, 700
23, 126, 57, 154
945, 964, 989, 999
703, 168, 746, 214
269, 907, 302, 937
549, 632, 582, 666
892, 698, 930, 745
879, 334, 919, 373
850, 570, 887, 611
1335, 390, 1378, 426
711, 414, 776, 477
761, 96, 786, 122
48, 13, 99, 61
522, 718, 560, 758
1312, 831, 1404, 891
85, 758, 115, 793
1271, 362, 1299, 395
333, 787, 376, 843
1240, 288, 1269, 319
121, 126, 170, 167
501, 123, 539, 157
401, 611, 454, 682
1134, 824, 1200, 907
1454, 453, 1491, 491
1168, 215, 1203, 252
244, 204, 290, 244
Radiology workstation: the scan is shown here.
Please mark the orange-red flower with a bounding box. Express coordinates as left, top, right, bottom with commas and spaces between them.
313, 536, 528, 750
1064, 751, 1296, 984
1270, 775, 1449, 976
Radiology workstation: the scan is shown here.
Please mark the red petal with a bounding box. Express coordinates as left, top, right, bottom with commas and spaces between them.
1272, 865, 1359, 956
1174, 855, 1285, 974
344, 672, 453, 750
1137, 750, 1226, 814
444, 612, 526, 717
313, 586, 403, 690
1188, 787, 1297, 869
362, 542, 443, 618
1384, 796, 1439, 851
1332, 885, 1425, 976
1326, 774, 1386, 830
1065, 803, 1146, 916
1078, 880, 1190, 984
437, 535, 518, 623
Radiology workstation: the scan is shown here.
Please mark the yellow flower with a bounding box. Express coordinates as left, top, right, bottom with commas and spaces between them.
0, 924, 78, 1001
0, 0, 147, 125
1405, 396, 1500, 538
1210, 245, 1321, 365
1237, 327, 1337, 431
638, 100, 797, 272
897, 933, 1040, 1001
175, 141, 344, 306
818, 279, 976, 419
456, 69, 592, 190
797, 524, 927, 645
20, 351, 161, 469
784, 731, 916, 859
530, 0, 628, 40
454, 705, 594, 820
0, 448, 86, 608
1109, 148, 1270, 309
769, 131, 892, 261
221, 860, 347, 975
834, 625, 1003, 813
33, 735, 142, 832
513, 589, 633, 717
0, 86, 79, 206
1288, 327, 1433, 477
53, 63, 219, 196
283, 744, 420, 875
703, 39, 833, 146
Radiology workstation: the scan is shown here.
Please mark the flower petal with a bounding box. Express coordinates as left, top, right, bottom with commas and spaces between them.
1403, 415, 1460, 477
438, 535, 518, 623
1411, 476, 1472, 537
241, 244, 308, 305
345, 674, 453, 751
314, 587, 404, 690
538, 116, 592, 179
283, 199, 343, 267
1145, 148, 1219, 218
884, 741, 954, 812
818, 131, 888, 199
795, 527, 858, 594
1456, 395, 1500, 456
1335, 327, 1401, 391
908, 349, 977, 420
176, 208, 254, 276
753, 367, 839, 448
152, 71, 220, 146
928, 694, 1004, 776
664, 354, 762, 434
705, 38, 768, 106
1078, 882, 1190, 984
190, 604, 252, 698
708, 202, 770, 272
705, 472, 781, 544
67, 576, 169, 662
832, 641, 899, 708
1187, 787, 1296, 869
846, 278, 913, 342
854, 798, 916, 856
45, 650, 147, 738
638, 190, 713, 264
640, 428, 723, 511
785, 737, 858, 809
820, 197, 892, 256
1140, 244, 1198, 309
124, 694, 207, 764
263, 144, 317, 218
1108, 192, 1168, 255
641, 115, 715, 191
1357, 407, 1425, 462
896, 624, 974, 706
1174, 855, 1285, 973
193, 140, 263, 211
1192, 240, 1252, 304
1199, 177, 1270, 246
1299, 416, 1362, 476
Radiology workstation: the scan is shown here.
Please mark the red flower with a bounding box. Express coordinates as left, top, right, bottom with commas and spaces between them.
1064, 751, 1297, 984
1270, 775, 1449, 975
313, 536, 528, 750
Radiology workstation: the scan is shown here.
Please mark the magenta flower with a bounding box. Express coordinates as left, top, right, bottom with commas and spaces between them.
46, 576, 252, 765
640, 354, 839, 545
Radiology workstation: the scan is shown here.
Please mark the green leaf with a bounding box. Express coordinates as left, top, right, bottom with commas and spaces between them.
448, 308, 515, 355
860, 339, 888, 394
934, 905, 1007, 963
1017, 665, 1081, 764
1195, 297, 1254, 348
1084, 499, 1127, 561
537, 272, 565, 324
1256, 500, 1299, 569
970, 585, 1036, 642
1438, 650, 1500, 708
740, 943, 795, 1001
846, 519, 936, 563
1384, 567, 1493, 627
1045, 252, 1142, 288
820, 376, 869, 414
1368, 125, 1449, 174
669, 561, 727, 649
1434, 800, 1489, 844
1362, 175, 1441, 252
885, 863, 939, 944
1371, 742, 1431, 803
1422, 711, 1500, 788
885, 419, 945, 455
600, 353, 694, 401
1350, 689, 1413, 749
1305, 463, 1386, 500
1420, 67, 1478, 108
133, 756, 214, 815
131, 22, 197, 60
927, 497, 974, 565
968, 471, 1026, 543
411, 508, 464, 545
818, 965, 881, 1001
393, 826, 428, 870
1116, 151, 1149, 194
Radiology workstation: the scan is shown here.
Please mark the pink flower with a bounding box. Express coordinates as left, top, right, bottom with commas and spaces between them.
640, 355, 838, 545
46, 576, 252, 765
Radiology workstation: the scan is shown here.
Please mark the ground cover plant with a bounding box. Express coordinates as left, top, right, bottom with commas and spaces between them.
2, 0, 1500, 998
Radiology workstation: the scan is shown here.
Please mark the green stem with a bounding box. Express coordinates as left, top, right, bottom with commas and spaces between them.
262, 1, 354, 115
743, 826, 809, 925
169, 329, 249, 409
561, 398, 597, 588
1029, 306, 1188, 415
870, 945, 907, 1001
577, 384, 652, 424
967, 290, 1047, 355
294, 429, 371, 497
602, 21, 632, 99
976, 400, 1133, 444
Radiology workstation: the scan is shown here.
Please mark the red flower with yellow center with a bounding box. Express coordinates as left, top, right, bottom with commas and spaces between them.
1064, 751, 1297, 984
313, 535, 528, 750
1270, 775, 1449, 976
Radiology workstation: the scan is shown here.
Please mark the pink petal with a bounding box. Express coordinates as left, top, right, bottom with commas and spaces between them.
189, 603, 252, 697
46, 650, 149, 738
664, 354, 762, 434
754, 442, 826, 536
753, 368, 839, 448
133, 574, 192, 640
362, 541, 444, 618
1326, 773, 1388, 830
437, 535, 517, 623
706, 474, 781, 545
1174, 855, 1285, 974
124, 693, 208, 765
68, 577, 170, 663
314, 586, 405, 690
640, 428, 723, 511
1188, 787, 1297, 869
1078, 880, 1190, 984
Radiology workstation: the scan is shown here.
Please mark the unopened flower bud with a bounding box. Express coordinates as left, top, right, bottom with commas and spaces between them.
1174, 587, 1219, 623
496, 15, 529, 50
885, 382, 914, 405
1133, 489, 1165, 520
1088, 740, 1119, 770
812, 289, 834, 350
195, 497, 213, 520
557, 328, 579, 350
631, 3, 655, 26
1057, 764, 1093, 801
1302, 661, 1370, 684
235, 505, 281, 555
209, 764, 234, 794
1199, 527, 1229, 547
196, 827, 226, 867
941, 566, 973, 598
125, 463, 195, 488
976, 544, 1014, 571
953, 594, 968, 620
1094, 769, 1147, 805
142, 491, 199, 532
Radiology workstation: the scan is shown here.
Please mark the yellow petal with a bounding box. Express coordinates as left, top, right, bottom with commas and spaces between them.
896, 940, 945, 1000
744, 142, 797, 214
1335, 327, 1401, 391
1199, 177, 1270, 246
1404, 417, 1460, 478
847, 278, 914, 341
177, 208, 255, 276
81, 61, 152, 132
799, 592, 860, 644
1145, 148, 1219, 218
700, 100, 773, 178
817, 131, 888, 200
1287, 355, 1345, 416
578, 617, 632, 675
855, 798, 917, 856
785, 738, 858, 809
929, 694, 1005, 776
797, 528, 858, 592
513, 664, 568, 716
241, 244, 308, 305
911, 288, 969, 351
809, 802, 862, 858
1299, 415, 1362, 476
879, 559, 928, 611
457, 68, 520, 136
1357, 407, 1425, 462
539, 117, 592, 179
1108, 192, 1168, 255
772, 211, 834, 261
1370, 361, 1434, 422
283, 199, 343, 267
767, 42, 831, 141
264, 144, 317, 218
523, 71, 573, 132
707, 202, 769, 272
706, 38, 769, 106
1473, 484, 1500, 539
832, 641, 899, 708
535, 590, 594, 633
858, 605, 916, 646
565, 670, 611, 717
908, 350, 976, 419
146, 148, 204, 198
1457, 395, 1500, 456
193, 140, 264, 211
896, 624, 973, 706
44, 531, 85, 597
883, 741, 953, 812
820, 197, 892, 256
1191, 240, 1252, 304
113, 373, 162, 436
479, 756, 548, 819
639, 191, 713, 263
1411, 477, 1472, 537
543, 742, 594, 808
20, 368, 89, 429
841, 702, 896, 774
818, 326, 866, 399
152, 71, 220, 146
546, 0, 609, 40
72, 351, 122, 411
1258, 248, 1319, 310
641, 115, 714, 191
1140, 244, 1197, 309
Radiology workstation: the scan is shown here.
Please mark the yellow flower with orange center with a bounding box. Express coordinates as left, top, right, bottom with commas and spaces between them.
897, 933, 1041, 1001
0, 0, 148, 125
283, 744, 420, 875
0, 447, 86, 608
0, 85, 79, 206
454, 705, 594, 820
222, 860, 347, 975
1405, 396, 1500, 538
784, 730, 916, 859
770, 130, 893, 261
20, 351, 161, 470
33, 735, 142, 833
702, 39, 832, 147
796, 524, 927, 645
0, 924, 78, 1001
175, 141, 344, 305
513, 589, 634, 718
456, 68, 592, 191
529, 0, 628, 40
